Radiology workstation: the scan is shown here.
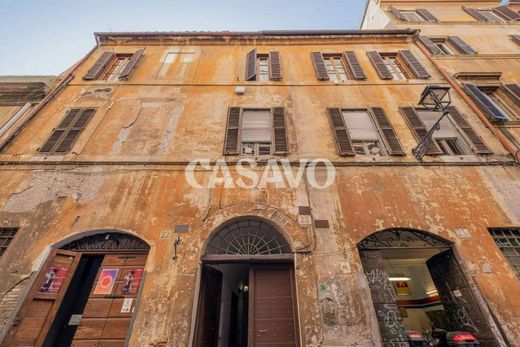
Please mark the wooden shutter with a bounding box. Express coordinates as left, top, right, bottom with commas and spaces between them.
463, 84, 509, 121
462, 6, 490, 22
400, 107, 443, 155
2, 249, 80, 347
311, 52, 329, 81
342, 51, 366, 80
39, 108, 95, 154
418, 37, 443, 55
447, 106, 492, 154
493, 6, 520, 21
504, 84, 520, 105
224, 107, 241, 155
269, 51, 282, 80
417, 9, 438, 22
388, 5, 408, 21
370, 108, 404, 155
367, 51, 393, 80
512, 35, 520, 45
272, 107, 288, 154
327, 108, 355, 156
398, 50, 430, 79
447, 36, 477, 55
118, 48, 145, 80
245, 49, 257, 81
83, 51, 114, 80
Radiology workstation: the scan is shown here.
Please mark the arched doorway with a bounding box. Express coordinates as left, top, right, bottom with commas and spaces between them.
358, 228, 499, 346
2, 231, 149, 347
194, 217, 299, 347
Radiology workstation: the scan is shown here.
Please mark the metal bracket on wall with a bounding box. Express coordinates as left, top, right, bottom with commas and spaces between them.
172, 237, 181, 260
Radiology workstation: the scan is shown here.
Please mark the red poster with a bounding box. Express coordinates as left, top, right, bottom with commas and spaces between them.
39, 266, 69, 293
121, 268, 144, 294
94, 268, 119, 295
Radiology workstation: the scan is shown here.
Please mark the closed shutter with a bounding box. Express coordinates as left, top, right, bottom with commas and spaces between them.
83, 51, 114, 80
273, 107, 288, 154
269, 51, 282, 80
504, 84, 520, 105
493, 6, 520, 21
400, 107, 442, 155
118, 48, 145, 80
224, 107, 241, 155
447, 106, 492, 154
462, 6, 490, 22
447, 36, 477, 55
311, 52, 329, 80
388, 6, 408, 21
398, 50, 430, 79
370, 108, 404, 155
367, 51, 393, 80
418, 37, 443, 55
39, 108, 95, 154
417, 9, 438, 22
342, 51, 366, 80
512, 35, 520, 45
327, 108, 355, 156
245, 49, 257, 81
463, 84, 508, 121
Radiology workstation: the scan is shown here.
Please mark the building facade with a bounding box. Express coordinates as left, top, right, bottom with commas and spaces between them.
0, 5, 519, 346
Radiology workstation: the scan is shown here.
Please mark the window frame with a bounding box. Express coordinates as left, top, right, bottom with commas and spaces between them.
489, 228, 520, 279
341, 108, 389, 157
100, 53, 133, 81
240, 108, 273, 158
379, 53, 410, 80
0, 227, 18, 257
322, 54, 351, 82
477, 84, 519, 121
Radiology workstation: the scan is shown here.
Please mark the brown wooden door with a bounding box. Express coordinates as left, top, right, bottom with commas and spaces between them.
71, 253, 147, 347
2, 249, 81, 347
194, 266, 223, 347
427, 250, 500, 347
248, 265, 299, 347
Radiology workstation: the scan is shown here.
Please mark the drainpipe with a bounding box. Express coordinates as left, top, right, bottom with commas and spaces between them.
415, 40, 520, 163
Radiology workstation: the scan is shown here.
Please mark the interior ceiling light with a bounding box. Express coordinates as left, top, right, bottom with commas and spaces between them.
388, 274, 411, 281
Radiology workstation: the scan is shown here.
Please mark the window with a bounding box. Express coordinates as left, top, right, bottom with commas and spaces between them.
102, 54, 132, 81
388, 7, 437, 22
83, 49, 144, 81
416, 109, 472, 155
39, 108, 96, 155
400, 10, 424, 21
343, 110, 387, 156
480, 86, 520, 121
381, 54, 408, 80
257, 55, 270, 81
429, 38, 456, 55
157, 52, 195, 78
245, 50, 282, 81
489, 228, 520, 278
0, 227, 18, 257
312, 51, 366, 81
476, 10, 504, 22
465, 84, 520, 121
241, 109, 272, 157
322, 55, 349, 82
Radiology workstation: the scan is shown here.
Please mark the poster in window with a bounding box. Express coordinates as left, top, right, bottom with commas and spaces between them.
394, 281, 411, 296
93, 268, 119, 295
39, 266, 69, 293
121, 268, 144, 295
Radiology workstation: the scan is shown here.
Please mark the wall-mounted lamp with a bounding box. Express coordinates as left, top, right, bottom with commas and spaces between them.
172, 237, 181, 260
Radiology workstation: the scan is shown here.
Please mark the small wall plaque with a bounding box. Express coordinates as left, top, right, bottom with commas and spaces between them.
174, 224, 189, 233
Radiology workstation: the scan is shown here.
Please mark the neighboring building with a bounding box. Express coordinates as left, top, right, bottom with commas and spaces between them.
0, 20, 519, 347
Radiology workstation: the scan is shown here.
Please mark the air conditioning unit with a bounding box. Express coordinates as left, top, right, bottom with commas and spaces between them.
235, 86, 246, 95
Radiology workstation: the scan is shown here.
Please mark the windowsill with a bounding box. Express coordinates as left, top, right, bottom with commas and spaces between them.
394, 20, 520, 25
432, 54, 520, 59
494, 120, 520, 127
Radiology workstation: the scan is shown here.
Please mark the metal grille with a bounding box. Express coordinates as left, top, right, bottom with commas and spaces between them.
61, 232, 149, 253
358, 228, 451, 250
0, 227, 18, 257
205, 218, 291, 255
489, 228, 520, 278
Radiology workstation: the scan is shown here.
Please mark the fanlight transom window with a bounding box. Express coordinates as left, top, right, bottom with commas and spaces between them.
205, 218, 291, 255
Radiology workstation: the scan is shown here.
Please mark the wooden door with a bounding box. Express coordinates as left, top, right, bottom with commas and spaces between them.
1, 249, 81, 347
194, 266, 223, 347
71, 253, 147, 347
248, 265, 299, 347
360, 250, 408, 346
427, 250, 499, 347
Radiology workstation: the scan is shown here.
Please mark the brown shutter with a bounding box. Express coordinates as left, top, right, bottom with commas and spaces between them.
83, 51, 114, 80
342, 51, 366, 80
370, 108, 404, 155
311, 52, 329, 81
367, 51, 393, 80
447, 36, 477, 55
418, 37, 443, 55
417, 9, 438, 22
463, 84, 508, 121
388, 5, 408, 21
447, 106, 492, 154
327, 108, 355, 156
245, 49, 257, 81
493, 6, 520, 21
400, 107, 443, 155
462, 6, 490, 22
118, 48, 145, 80
269, 51, 282, 80
224, 107, 241, 155
398, 50, 430, 79
512, 35, 520, 45
504, 84, 520, 105
272, 107, 288, 154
